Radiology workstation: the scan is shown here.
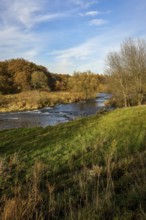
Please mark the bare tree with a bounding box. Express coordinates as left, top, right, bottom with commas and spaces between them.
106, 52, 130, 107
121, 39, 146, 105
106, 38, 146, 106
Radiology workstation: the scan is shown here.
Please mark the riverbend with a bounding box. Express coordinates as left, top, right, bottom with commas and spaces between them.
0, 93, 111, 130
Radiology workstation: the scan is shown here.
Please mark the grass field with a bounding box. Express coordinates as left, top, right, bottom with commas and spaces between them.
0, 106, 146, 219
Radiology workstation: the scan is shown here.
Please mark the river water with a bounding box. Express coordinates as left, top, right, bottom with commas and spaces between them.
0, 93, 111, 130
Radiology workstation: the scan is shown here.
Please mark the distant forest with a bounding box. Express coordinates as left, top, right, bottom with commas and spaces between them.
0, 58, 105, 97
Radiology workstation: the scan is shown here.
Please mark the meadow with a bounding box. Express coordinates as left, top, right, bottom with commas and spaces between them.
0, 106, 146, 219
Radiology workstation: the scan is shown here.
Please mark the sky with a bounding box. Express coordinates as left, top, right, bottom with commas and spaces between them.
0, 0, 146, 74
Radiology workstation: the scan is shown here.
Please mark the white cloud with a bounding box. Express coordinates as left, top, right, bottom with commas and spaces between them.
47, 35, 111, 73
23, 49, 39, 59
0, 27, 36, 45
13, 1, 40, 27
89, 19, 108, 26
46, 38, 99, 73
0, 0, 67, 29
80, 9, 111, 17
46, 25, 136, 74
48, 39, 95, 61
0, 0, 68, 63
85, 11, 99, 16
80, 10, 100, 16
35, 13, 66, 23
68, 0, 98, 8
0, 26, 40, 60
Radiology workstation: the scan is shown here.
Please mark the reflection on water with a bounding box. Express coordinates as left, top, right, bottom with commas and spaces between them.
0, 93, 112, 130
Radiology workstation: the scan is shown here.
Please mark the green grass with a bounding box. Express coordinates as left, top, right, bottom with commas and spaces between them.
0, 106, 146, 219
1, 106, 146, 169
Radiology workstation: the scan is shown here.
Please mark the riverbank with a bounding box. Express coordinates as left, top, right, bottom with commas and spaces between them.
0, 91, 95, 113
0, 93, 110, 130
0, 106, 146, 219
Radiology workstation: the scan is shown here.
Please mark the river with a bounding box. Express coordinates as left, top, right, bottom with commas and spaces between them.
0, 93, 112, 130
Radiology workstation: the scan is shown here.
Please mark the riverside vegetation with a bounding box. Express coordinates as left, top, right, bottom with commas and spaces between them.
0, 106, 146, 219
0, 91, 91, 112
0, 58, 106, 112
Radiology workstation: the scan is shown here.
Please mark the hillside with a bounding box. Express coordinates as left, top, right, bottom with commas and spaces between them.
0, 58, 105, 95
0, 106, 146, 219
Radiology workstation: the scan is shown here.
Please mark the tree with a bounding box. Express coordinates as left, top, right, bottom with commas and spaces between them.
53, 74, 70, 91
14, 71, 31, 91
68, 71, 99, 98
8, 59, 34, 92
31, 71, 49, 90
7, 58, 51, 92
106, 38, 146, 106
121, 39, 146, 105
106, 52, 130, 107
0, 61, 14, 94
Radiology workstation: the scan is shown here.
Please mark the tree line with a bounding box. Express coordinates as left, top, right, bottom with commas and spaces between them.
0, 58, 105, 98
106, 38, 146, 107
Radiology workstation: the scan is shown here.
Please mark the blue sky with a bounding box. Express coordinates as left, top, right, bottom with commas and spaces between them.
0, 0, 146, 74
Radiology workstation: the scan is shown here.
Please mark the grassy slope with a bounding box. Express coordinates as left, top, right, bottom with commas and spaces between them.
0, 106, 146, 219
0, 106, 146, 167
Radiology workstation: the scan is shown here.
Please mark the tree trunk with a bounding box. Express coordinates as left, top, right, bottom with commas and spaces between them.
137, 93, 143, 105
